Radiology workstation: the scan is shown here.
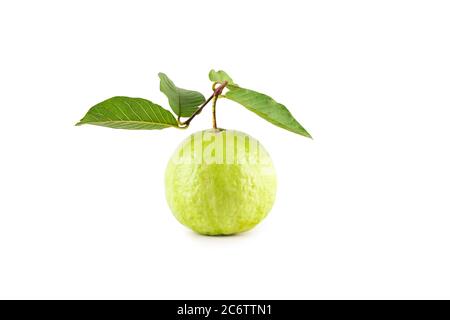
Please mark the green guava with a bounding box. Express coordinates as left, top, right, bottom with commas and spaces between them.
165, 129, 277, 235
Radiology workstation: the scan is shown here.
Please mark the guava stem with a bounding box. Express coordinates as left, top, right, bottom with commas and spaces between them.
212, 95, 218, 129
213, 81, 227, 96
179, 81, 228, 128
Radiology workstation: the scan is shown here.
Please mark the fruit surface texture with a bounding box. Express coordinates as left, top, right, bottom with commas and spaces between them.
165, 129, 277, 235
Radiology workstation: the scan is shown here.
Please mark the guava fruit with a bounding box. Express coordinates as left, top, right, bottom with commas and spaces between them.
165, 129, 277, 235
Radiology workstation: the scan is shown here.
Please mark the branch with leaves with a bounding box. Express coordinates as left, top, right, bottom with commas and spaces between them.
76, 69, 312, 138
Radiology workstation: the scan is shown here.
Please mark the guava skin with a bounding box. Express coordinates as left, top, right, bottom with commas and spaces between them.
165, 129, 277, 235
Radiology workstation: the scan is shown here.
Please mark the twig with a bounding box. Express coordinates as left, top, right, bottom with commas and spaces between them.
179, 81, 228, 127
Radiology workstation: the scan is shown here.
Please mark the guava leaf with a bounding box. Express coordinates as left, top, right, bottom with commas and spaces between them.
158, 73, 205, 117
225, 87, 312, 138
209, 69, 236, 85
76, 96, 179, 130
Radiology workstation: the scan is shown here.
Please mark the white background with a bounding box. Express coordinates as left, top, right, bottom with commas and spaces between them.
0, 0, 449, 299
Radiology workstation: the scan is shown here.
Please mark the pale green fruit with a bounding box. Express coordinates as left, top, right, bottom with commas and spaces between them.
165, 129, 277, 235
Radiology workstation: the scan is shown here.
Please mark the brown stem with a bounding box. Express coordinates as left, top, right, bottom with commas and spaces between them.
179, 81, 228, 128
179, 94, 214, 127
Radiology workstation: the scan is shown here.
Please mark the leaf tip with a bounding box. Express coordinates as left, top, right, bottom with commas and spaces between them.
75, 121, 83, 126
208, 70, 216, 83
304, 131, 313, 139
158, 72, 167, 81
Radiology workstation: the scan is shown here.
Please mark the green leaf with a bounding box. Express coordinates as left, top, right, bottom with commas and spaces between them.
225, 87, 312, 138
76, 96, 179, 130
209, 69, 236, 85
158, 73, 205, 117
